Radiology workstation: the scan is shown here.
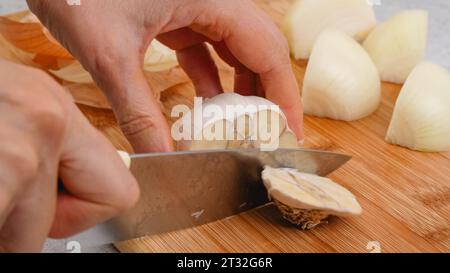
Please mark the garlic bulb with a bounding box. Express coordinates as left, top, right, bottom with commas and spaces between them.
262, 167, 362, 230
363, 10, 428, 84
386, 62, 450, 152
302, 29, 381, 121
282, 0, 376, 59
50, 40, 178, 83
172, 93, 298, 151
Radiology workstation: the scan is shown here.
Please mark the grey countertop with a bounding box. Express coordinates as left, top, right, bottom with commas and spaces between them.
1, 0, 449, 253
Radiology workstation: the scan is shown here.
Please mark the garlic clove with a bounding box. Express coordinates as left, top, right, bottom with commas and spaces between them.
282, 0, 376, 60
386, 62, 450, 152
262, 167, 362, 230
363, 10, 428, 84
302, 29, 381, 121
262, 167, 362, 229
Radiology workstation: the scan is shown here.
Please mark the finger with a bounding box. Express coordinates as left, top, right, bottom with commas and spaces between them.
157, 29, 223, 98
260, 64, 303, 139
0, 110, 59, 251
255, 75, 265, 98
193, 2, 304, 139
0, 124, 32, 227
0, 73, 63, 252
50, 105, 140, 238
0, 159, 56, 252
157, 27, 209, 50
87, 44, 174, 153
176, 43, 223, 98
234, 66, 257, 96
212, 42, 256, 96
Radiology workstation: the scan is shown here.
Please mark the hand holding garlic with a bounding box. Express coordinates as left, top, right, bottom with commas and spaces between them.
26, 0, 304, 153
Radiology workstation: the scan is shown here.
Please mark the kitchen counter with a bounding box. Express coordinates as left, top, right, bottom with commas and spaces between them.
1, 0, 449, 253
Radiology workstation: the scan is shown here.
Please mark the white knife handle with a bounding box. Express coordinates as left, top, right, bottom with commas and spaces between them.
117, 150, 131, 169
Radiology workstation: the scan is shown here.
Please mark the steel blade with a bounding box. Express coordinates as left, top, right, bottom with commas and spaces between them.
67, 149, 350, 247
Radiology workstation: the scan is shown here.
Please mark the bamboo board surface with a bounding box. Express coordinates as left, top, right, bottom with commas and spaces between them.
77, 0, 450, 253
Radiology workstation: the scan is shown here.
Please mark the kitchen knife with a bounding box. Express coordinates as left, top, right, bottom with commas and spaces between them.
67, 148, 351, 247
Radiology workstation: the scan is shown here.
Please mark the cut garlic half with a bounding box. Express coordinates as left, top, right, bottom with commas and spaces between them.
173, 93, 298, 151
363, 10, 428, 84
262, 167, 362, 229
282, 0, 376, 59
302, 29, 381, 121
386, 62, 450, 152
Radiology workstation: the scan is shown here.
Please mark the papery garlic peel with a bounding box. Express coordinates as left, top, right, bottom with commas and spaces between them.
282, 0, 376, 59
363, 10, 428, 84
50, 40, 178, 83
302, 29, 381, 121
386, 62, 450, 152
262, 167, 362, 229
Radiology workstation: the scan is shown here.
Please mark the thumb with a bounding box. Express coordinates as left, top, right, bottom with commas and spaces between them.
87, 46, 174, 153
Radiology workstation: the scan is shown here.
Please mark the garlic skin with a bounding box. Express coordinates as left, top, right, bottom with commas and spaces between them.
262, 167, 362, 229
386, 62, 450, 152
172, 93, 298, 151
282, 0, 376, 59
363, 10, 428, 84
50, 61, 93, 84
50, 40, 178, 83
302, 29, 381, 121
143, 40, 178, 72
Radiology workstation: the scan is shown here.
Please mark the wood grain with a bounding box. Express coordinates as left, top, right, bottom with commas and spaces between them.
80, 0, 449, 253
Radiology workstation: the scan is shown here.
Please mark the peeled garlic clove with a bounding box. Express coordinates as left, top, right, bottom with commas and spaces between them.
302, 29, 381, 121
282, 0, 376, 60
262, 167, 362, 230
173, 93, 298, 151
363, 10, 428, 84
386, 62, 450, 152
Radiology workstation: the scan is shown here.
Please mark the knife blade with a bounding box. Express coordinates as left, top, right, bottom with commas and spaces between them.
67, 148, 350, 247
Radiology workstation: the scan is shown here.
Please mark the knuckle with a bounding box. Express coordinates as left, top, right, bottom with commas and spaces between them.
89, 46, 129, 83
28, 101, 68, 139
1, 141, 39, 185
118, 114, 159, 138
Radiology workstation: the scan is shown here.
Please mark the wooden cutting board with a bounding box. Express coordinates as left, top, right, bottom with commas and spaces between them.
79, 0, 450, 253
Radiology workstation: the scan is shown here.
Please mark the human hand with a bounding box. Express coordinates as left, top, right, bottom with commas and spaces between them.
27, 0, 304, 153
0, 60, 139, 252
